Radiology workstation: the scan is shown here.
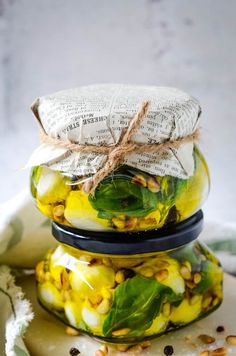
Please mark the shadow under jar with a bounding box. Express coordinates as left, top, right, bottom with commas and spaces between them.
35, 211, 223, 344
30, 146, 210, 232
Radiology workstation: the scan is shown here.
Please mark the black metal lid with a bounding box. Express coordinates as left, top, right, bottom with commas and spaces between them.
52, 210, 203, 255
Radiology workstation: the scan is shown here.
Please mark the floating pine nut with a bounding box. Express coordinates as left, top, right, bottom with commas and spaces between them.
112, 217, 126, 229
66, 326, 80, 336
96, 298, 110, 315
194, 272, 202, 284
89, 293, 103, 306
115, 270, 125, 284
199, 351, 210, 356
112, 328, 131, 336
162, 302, 171, 317
139, 267, 154, 278
60, 270, 70, 289
202, 296, 213, 309
155, 269, 169, 282
212, 297, 220, 307
127, 345, 143, 354
53, 204, 65, 217
198, 334, 215, 344
147, 177, 160, 192
180, 265, 191, 280
79, 255, 92, 262
132, 175, 147, 187
190, 295, 201, 305
211, 347, 227, 356
226, 335, 236, 345
102, 257, 112, 267
155, 260, 170, 268
186, 280, 196, 289
183, 261, 192, 273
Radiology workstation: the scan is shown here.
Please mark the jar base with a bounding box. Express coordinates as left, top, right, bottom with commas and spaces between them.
37, 297, 223, 345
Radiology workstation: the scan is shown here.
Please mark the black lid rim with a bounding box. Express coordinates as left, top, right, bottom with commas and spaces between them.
51, 210, 204, 255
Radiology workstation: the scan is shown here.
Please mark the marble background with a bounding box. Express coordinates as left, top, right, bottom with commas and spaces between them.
0, 0, 235, 223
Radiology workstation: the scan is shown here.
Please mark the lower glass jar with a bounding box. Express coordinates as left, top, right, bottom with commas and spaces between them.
35, 211, 223, 344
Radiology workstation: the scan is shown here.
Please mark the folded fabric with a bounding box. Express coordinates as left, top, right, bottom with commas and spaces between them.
0, 189, 56, 356
0, 189, 235, 355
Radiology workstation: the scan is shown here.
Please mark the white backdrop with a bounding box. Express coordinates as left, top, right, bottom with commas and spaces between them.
0, 0, 235, 223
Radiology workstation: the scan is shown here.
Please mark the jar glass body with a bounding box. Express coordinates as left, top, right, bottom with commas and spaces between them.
31, 146, 210, 232
35, 240, 223, 343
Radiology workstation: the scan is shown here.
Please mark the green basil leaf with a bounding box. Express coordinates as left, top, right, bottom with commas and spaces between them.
103, 275, 181, 337
89, 175, 157, 218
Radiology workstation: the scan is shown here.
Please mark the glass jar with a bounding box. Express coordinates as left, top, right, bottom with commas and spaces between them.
35, 211, 223, 343
30, 146, 210, 232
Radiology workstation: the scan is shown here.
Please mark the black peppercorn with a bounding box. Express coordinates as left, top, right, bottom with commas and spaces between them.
216, 325, 225, 333
123, 268, 135, 279
69, 347, 80, 356
164, 345, 174, 355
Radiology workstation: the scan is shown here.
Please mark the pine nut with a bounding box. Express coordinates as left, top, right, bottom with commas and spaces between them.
53, 204, 64, 217
186, 280, 195, 289
102, 257, 112, 267
112, 328, 131, 336
127, 345, 143, 354
162, 302, 171, 317
211, 347, 227, 356
155, 269, 169, 282
147, 177, 160, 192
180, 265, 191, 280
139, 267, 154, 278
115, 270, 125, 284
202, 296, 213, 309
226, 335, 236, 345
140, 341, 151, 349
116, 345, 129, 352
194, 272, 202, 284
199, 351, 210, 356
212, 297, 220, 307
96, 298, 110, 315
190, 295, 201, 305
132, 175, 147, 187
198, 334, 215, 344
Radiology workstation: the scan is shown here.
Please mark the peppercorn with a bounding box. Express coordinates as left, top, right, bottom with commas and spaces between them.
216, 325, 225, 333
164, 345, 174, 355
123, 268, 135, 279
69, 347, 80, 355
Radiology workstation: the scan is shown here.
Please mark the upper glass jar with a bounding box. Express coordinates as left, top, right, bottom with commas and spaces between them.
35, 211, 223, 344
30, 146, 210, 232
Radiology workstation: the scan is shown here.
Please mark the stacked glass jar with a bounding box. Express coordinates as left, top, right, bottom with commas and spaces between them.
29, 84, 223, 345
31, 145, 223, 344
